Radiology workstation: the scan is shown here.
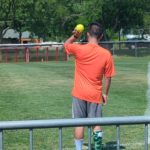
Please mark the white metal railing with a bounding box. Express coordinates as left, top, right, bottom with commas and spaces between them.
0, 116, 150, 150
0, 40, 150, 63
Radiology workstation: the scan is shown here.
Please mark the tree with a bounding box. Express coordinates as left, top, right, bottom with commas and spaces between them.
0, 0, 13, 43
144, 0, 150, 32
58, 0, 103, 41
24, 0, 56, 41
11, 0, 33, 42
0, 0, 148, 44
0, 0, 14, 62
101, 0, 146, 40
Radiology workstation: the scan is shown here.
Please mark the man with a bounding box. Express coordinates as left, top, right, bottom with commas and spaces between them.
64, 22, 115, 150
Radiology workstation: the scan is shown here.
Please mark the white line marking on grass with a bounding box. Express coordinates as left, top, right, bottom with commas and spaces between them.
144, 62, 150, 143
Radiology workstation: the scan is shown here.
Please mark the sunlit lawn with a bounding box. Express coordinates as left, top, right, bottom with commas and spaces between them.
0, 55, 150, 149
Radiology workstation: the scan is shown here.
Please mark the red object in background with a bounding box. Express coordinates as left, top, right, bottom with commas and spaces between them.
36, 47, 39, 62
15, 49, 18, 63
25, 48, 29, 63
5, 49, 8, 63
56, 47, 58, 62
46, 47, 49, 62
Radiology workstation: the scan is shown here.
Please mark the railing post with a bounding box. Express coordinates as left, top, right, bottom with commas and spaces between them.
144, 124, 148, 150
116, 125, 120, 150
5, 49, 8, 63
25, 48, 29, 63
29, 129, 33, 150
36, 47, 39, 62
59, 127, 62, 150
112, 44, 115, 55
56, 47, 59, 62
0, 130, 3, 150
46, 47, 49, 62
135, 42, 138, 57
15, 48, 18, 63
88, 126, 92, 150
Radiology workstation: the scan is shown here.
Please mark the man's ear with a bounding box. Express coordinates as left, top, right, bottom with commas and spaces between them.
99, 34, 103, 40
86, 32, 90, 41
87, 32, 90, 37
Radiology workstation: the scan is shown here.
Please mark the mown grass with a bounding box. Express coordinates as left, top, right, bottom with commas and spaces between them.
0, 56, 150, 150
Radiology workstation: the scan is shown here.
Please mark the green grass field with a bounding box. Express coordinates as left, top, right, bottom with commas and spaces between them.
0, 56, 150, 150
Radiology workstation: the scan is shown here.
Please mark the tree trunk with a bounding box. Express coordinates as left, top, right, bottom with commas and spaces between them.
118, 29, 121, 50
19, 31, 22, 43
0, 28, 9, 62
0, 33, 3, 62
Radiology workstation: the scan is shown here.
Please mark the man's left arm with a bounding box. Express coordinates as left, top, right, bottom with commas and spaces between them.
102, 77, 111, 105
103, 54, 115, 105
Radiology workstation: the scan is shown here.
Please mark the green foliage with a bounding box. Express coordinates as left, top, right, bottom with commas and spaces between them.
0, 0, 148, 42
144, 14, 150, 29
0, 0, 13, 42
102, 0, 145, 38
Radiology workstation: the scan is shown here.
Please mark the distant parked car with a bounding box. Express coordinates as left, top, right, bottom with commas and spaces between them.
125, 34, 139, 40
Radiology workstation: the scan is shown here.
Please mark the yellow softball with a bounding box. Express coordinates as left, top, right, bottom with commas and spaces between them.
75, 24, 84, 33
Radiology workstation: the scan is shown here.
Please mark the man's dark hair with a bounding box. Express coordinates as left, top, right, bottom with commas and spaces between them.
88, 22, 103, 39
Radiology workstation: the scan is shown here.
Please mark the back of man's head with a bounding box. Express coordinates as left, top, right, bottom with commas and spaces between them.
87, 22, 103, 39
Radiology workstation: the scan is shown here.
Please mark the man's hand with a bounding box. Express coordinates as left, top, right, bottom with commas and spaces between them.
102, 94, 108, 105
72, 30, 82, 39
64, 30, 82, 44
102, 77, 111, 105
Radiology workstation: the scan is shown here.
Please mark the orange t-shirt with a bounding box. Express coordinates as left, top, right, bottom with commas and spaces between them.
64, 43, 115, 104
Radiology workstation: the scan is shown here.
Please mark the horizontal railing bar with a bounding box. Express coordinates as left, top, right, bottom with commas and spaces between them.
100, 40, 150, 44
0, 116, 150, 130
0, 43, 64, 48
0, 40, 149, 48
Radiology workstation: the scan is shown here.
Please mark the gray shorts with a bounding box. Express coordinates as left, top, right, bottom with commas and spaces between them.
72, 97, 102, 118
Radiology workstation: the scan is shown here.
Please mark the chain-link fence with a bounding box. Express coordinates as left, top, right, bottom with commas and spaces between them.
100, 40, 150, 57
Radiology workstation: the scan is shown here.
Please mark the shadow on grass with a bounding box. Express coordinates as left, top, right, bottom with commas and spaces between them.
84, 141, 126, 150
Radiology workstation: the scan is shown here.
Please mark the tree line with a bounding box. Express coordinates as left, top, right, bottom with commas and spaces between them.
0, 0, 149, 43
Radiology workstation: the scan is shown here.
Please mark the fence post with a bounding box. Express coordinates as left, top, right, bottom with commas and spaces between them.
29, 129, 33, 150
59, 127, 62, 150
0, 130, 3, 150
5, 49, 8, 63
0, 50, 2, 62
135, 42, 138, 57
25, 48, 29, 63
56, 47, 59, 62
88, 126, 92, 150
116, 125, 120, 150
15, 48, 18, 63
36, 47, 39, 62
46, 47, 49, 62
144, 124, 148, 150
112, 44, 115, 55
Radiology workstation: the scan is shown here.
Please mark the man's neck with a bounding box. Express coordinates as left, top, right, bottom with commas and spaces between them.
88, 37, 99, 44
